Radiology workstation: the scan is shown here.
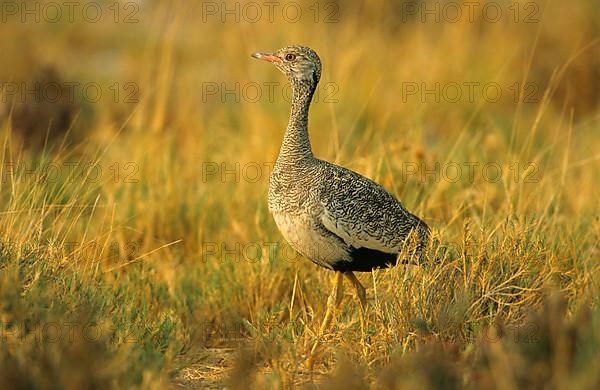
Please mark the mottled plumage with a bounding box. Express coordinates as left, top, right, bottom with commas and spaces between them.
252, 45, 429, 273
252, 45, 430, 363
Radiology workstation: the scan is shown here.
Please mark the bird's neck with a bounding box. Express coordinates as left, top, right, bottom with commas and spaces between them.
277, 80, 316, 164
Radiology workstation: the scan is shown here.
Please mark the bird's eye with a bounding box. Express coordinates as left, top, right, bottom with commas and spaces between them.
285, 53, 296, 61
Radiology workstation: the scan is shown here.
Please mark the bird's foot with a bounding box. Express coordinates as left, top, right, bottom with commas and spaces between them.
307, 271, 344, 370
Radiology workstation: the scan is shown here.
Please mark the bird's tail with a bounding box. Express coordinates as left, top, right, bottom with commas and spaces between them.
399, 216, 431, 264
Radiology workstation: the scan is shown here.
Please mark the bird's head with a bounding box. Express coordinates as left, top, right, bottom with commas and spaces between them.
251, 45, 321, 87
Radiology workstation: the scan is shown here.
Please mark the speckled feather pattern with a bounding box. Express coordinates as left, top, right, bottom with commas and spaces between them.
262, 45, 429, 271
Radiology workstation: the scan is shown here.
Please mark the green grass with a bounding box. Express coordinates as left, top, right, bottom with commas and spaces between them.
0, 0, 599, 388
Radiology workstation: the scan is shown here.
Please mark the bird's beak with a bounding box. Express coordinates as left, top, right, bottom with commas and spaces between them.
251, 52, 282, 63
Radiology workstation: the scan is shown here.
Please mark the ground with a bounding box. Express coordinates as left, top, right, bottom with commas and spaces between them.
0, 0, 598, 388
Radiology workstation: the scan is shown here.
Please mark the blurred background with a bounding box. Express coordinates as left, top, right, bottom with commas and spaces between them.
0, 0, 598, 387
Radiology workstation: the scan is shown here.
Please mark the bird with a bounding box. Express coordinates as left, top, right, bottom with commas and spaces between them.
251, 45, 430, 365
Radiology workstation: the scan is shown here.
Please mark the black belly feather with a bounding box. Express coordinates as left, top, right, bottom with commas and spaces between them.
330, 247, 399, 272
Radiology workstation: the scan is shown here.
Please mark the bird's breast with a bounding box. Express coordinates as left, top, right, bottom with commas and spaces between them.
267, 169, 314, 213
270, 211, 350, 269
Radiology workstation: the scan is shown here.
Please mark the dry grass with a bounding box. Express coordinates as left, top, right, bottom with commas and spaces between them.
0, 0, 599, 388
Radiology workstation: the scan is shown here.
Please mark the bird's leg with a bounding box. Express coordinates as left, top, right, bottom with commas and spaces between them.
344, 272, 368, 357
307, 271, 343, 369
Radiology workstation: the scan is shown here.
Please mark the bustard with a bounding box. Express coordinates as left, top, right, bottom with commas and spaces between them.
251, 45, 430, 363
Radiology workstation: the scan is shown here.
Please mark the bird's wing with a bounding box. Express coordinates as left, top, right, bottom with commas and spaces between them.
318, 163, 420, 254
